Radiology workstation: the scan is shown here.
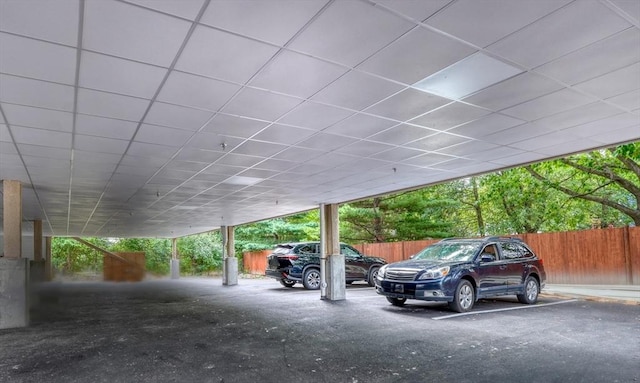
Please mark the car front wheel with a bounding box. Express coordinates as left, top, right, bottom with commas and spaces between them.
367, 266, 380, 287
449, 280, 475, 313
517, 276, 539, 304
279, 279, 296, 288
302, 268, 321, 290
386, 297, 406, 307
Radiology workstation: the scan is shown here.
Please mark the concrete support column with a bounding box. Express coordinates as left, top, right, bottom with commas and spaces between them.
45, 237, 53, 281
30, 220, 45, 284
1, 179, 29, 328
33, 220, 42, 261
222, 226, 237, 286
320, 203, 345, 301
3, 180, 22, 258
170, 238, 180, 279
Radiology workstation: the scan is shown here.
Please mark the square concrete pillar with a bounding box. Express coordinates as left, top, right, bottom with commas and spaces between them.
30, 259, 46, 284
221, 226, 237, 286
170, 259, 180, 279
170, 238, 179, 279
45, 237, 53, 281
3, 180, 22, 259
223, 257, 238, 286
0, 258, 30, 329
33, 220, 43, 261
326, 254, 346, 301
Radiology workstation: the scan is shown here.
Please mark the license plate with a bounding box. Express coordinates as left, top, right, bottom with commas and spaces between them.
394, 284, 404, 293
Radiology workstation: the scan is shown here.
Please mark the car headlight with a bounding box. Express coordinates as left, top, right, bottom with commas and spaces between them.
418, 266, 450, 280
376, 265, 388, 279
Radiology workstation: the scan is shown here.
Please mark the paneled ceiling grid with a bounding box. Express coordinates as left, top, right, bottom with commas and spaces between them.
0, 0, 638, 238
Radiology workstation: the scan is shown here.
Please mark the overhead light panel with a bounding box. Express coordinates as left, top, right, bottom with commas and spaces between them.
223, 176, 264, 186
413, 52, 523, 100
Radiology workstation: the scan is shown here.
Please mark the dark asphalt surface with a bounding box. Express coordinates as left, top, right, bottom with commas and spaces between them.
1, 277, 638, 383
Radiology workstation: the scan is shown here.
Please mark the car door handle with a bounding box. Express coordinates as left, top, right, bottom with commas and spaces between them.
499, 265, 507, 270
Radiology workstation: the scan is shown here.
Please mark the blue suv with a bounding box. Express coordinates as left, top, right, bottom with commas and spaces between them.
375, 237, 546, 312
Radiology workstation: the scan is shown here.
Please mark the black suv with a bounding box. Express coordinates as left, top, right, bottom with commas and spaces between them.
265, 242, 387, 290
375, 237, 546, 312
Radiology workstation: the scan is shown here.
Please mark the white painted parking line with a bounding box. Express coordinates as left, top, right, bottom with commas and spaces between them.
432, 299, 579, 320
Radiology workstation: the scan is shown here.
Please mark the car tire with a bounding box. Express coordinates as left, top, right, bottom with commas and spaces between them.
517, 276, 539, 304
386, 297, 406, 307
367, 266, 380, 287
279, 279, 296, 288
449, 280, 475, 313
302, 268, 321, 290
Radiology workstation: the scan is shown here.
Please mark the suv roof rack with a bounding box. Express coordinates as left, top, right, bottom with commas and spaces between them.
438, 236, 524, 243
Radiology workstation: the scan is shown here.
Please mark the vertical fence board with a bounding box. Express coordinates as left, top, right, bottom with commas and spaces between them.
629, 227, 640, 285
242, 250, 271, 275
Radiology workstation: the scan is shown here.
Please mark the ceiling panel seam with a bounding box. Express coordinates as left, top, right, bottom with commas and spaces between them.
87, 0, 214, 236
137, 1, 341, 214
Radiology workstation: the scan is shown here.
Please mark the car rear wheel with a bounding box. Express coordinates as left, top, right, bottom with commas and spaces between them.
517, 276, 539, 304
449, 280, 474, 313
302, 268, 321, 290
386, 297, 406, 307
367, 266, 380, 287
279, 279, 296, 288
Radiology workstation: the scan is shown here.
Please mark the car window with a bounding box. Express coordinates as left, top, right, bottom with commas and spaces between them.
500, 242, 527, 259
340, 245, 361, 257
481, 244, 498, 261
297, 244, 317, 254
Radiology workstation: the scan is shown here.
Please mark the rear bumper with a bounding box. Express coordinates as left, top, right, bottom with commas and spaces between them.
265, 269, 302, 282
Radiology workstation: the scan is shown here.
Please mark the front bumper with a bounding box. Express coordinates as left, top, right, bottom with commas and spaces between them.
375, 279, 453, 302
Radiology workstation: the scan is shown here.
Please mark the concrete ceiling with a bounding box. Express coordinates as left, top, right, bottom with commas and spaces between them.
0, 0, 639, 238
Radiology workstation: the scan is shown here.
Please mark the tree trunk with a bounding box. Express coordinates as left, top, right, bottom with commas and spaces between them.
525, 164, 640, 226
471, 177, 485, 236
372, 197, 385, 243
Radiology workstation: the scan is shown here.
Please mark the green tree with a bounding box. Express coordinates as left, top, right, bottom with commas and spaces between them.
437, 177, 488, 237
51, 237, 108, 273
110, 237, 171, 274
480, 168, 575, 233
234, 211, 319, 253
340, 189, 457, 243
526, 143, 639, 226
177, 232, 222, 274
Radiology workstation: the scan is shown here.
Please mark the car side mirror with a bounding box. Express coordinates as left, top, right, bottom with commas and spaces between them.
481, 254, 495, 262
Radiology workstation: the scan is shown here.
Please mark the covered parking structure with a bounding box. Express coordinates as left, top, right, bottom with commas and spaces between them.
1, 0, 639, 328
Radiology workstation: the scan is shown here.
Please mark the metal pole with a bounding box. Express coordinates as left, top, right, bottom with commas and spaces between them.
319, 204, 327, 299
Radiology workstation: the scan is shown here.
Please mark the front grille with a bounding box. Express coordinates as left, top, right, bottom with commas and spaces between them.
385, 268, 419, 281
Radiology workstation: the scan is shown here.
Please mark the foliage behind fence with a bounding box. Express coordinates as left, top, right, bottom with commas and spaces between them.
243, 227, 639, 285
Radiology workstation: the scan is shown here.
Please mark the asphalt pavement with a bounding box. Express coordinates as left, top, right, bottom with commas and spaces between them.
0, 277, 638, 383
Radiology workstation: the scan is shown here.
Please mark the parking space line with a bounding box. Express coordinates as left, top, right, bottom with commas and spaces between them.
432, 299, 579, 320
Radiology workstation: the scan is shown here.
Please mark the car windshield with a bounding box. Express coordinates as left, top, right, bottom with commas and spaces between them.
413, 242, 481, 262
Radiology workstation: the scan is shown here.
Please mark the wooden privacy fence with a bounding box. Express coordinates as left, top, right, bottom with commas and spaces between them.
243, 249, 272, 276
242, 227, 639, 285
104, 252, 145, 282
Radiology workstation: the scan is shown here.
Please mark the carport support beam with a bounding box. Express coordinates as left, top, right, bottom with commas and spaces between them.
320, 203, 345, 301
30, 220, 45, 284
170, 238, 179, 279
0, 180, 29, 329
222, 226, 237, 286
45, 237, 53, 281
